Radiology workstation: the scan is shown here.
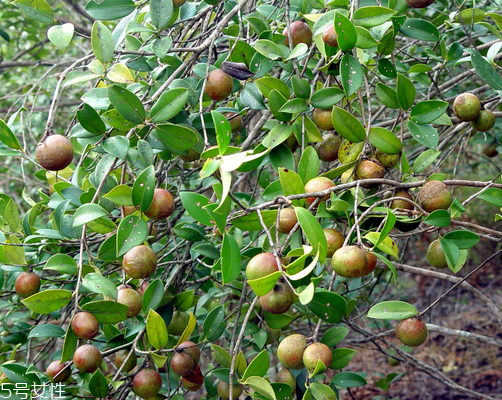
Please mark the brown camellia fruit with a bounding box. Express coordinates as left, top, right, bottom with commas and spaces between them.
483, 142, 499, 158
260, 281, 294, 314
217, 380, 243, 400
46, 360, 71, 383
15, 271, 41, 298
322, 25, 338, 47
303, 342, 333, 373
36, 134, 74, 171
284, 21, 312, 48
71, 312, 99, 340
277, 334, 307, 370
205, 69, 233, 101
167, 311, 190, 336
144, 188, 175, 220
426, 239, 448, 269
304, 177, 335, 206
122, 245, 157, 279
355, 158, 385, 188
316, 133, 342, 162
278, 208, 298, 234
395, 317, 428, 347
332, 245, 369, 279
453, 93, 481, 122
390, 190, 414, 211
172, 0, 186, 7
181, 364, 203, 392
276, 368, 296, 390
117, 286, 143, 318
417, 180, 452, 213
405, 0, 435, 8
375, 149, 399, 168
313, 108, 334, 131
177, 341, 200, 363
133, 368, 163, 399
171, 352, 195, 376
471, 109, 496, 131
246, 252, 280, 281
324, 228, 344, 258
73, 344, 103, 373
225, 112, 243, 133
113, 349, 137, 373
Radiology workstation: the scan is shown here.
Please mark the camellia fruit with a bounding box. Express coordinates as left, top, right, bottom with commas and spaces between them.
417, 180, 452, 213
71, 312, 99, 340
324, 228, 344, 258
132, 368, 162, 399
303, 342, 333, 373
113, 349, 137, 373
332, 245, 369, 278
278, 208, 298, 234
246, 252, 280, 281
322, 25, 338, 47
395, 317, 428, 347
171, 352, 194, 376
405, 0, 435, 8
122, 245, 157, 279
284, 20, 312, 48
225, 112, 243, 133
313, 108, 334, 131
36, 134, 74, 171
471, 109, 495, 132
73, 344, 102, 373
453, 93, 481, 122
426, 239, 448, 269
217, 380, 243, 400
277, 334, 307, 370
375, 149, 399, 168
15, 271, 41, 298
117, 286, 143, 318
259, 281, 294, 314
304, 177, 335, 206
46, 361, 71, 383
144, 188, 175, 220
167, 311, 190, 336
276, 368, 296, 390
390, 190, 414, 211
177, 341, 201, 363
315, 133, 341, 162
204, 69, 233, 101
355, 158, 385, 188
482, 142, 498, 158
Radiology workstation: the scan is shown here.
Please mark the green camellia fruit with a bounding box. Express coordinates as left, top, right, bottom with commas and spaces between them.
324, 228, 344, 258
71, 312, 99, 340
332, 245, 369, 278
355, 158, 385, 188
395, 317, 428, 347
36, 134, 74, 171
417, 180, 452, 213
275, 368, 296, 390
117, 286, 143, 318
390, 190, 414, 211
114, 349, 137, 373
284, 21, 312, 48
375, 149, 399, 168
246, 252, 280, 281
217, 380, 243, 400
259, 281, 294, 314
277, 334, 307, 370
313, 108, 334, 131
205, 69, 233, 101
133, 368, 163, 399
167, 311, 190, 336
315, 133, 342, 162
453, 93, 481, 122
471, 109, 495, 132
122, 245, 157, 279
426, 239, 448, 269
278, 208, 298, 234
482, 142, 498, 158
302, 342, 333, 373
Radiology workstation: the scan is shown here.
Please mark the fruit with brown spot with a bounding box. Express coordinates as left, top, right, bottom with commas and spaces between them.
396, 317, 428, 347
36, 134, 73, 171
71, 312, 99, 340
122, 245, 157, 279
117, 286, 143, 318
426, 239, 448, 269
277, 334, 307, 370
355, 158, 385, 188
390, 190, 414, 211
332, 245, 369, 279
304, 177, 335, 206
73, 344, 102, 373
316, 133, 342, 162
132, 368, 163, 399
324, 228, 344, 258
278, 208, 298, 234
313, 108, 334, 131
322, 25, 338, 47
471, 109, 496, 131
417, 180, 452, 213
453, 93, 481, 122
259, 281, 294, 314
46, 361, 71, 383
303, 342, 333, 373
246, 252, 280, 281
217, 380, 243, 400
113, 349, 137, 373
205, 69, 233, 101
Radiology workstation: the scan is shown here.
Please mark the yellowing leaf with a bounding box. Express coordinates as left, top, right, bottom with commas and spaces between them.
365, 232, 399, 259
176, 312, 196, 347
107, 63, 134, 84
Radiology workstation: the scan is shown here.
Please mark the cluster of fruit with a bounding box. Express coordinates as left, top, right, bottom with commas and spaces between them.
278, 334, 332, 374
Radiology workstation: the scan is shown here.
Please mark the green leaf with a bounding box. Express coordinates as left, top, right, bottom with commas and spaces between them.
211, 344, 232, 368
375, 83, 400, 109
212, 111, 232, 155
150, 0, 174, 30
335, 11, 357, 52
44, 253, 78, 274
353, 6, 395, 28
331, 107, 366, 143
150, 88, 188, 122
142, 279, 166, 313
311, 87, 345, 109
478, 188, 502, 207
355, 26, 380, 49
22, 289, 72, 314
103, 185, 133, 206
413, 149, 440, 173
373, 252, 398, 285
423, 209, 451, 227
443, 230, 480, 250
255, 77, 290, 99
330, 348, 356, 370
154, 123, 199, 150
47, 23, 74, 51
72, 203, 108, 227
285, 43, 308, 61
321, 326, 350, 348
368, 127, 402, 154
307, 289, 346, 323
332, 371, 367, 387
180, 192, 213, 225
28, 324, 65, 339
85, 0, 136, 20
12, 0, 54, 23
254, 39, 284, 60
0, 118, 22, 150
279, 168, 304, 207
77, 103, 106, 135
248, 271, 282, 297
231, 210, 278, 231
108, 85, 145, 124
240, 376, 276, 400
367, 300, 418, 320
263, 124, 293, 149
364, 232, 399, 259
311, 382, 337, 400
103, 136, 130, 160
298, 146, 320, 184
279, 98, 308, 113
400, 18, 440, 42
116, 215, 148, 257
291, 76, 311, 100
203, 305, 226, 342
295, 207, 327, 261
132, 165, 155, 211
62, 323, 78, 363
89, 369, 108, 398
82, 273, 118, 300
221, 233, 241, 285
468, 49, 502, 90
269, 89, 292, 122
378, 58, 397, 78
397, 73, 415, 110
81, 300, 128, 324
242, 349, 270, 380
147, 309, 168, 349
340, 54, 363, 98
91, 21, 114, 65
176, 312, 196, 347
408, 121, 438, 149
410, 100, 448, 124
440, 239, 460, 267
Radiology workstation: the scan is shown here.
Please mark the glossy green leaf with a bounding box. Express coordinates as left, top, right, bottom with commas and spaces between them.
375, 83, 400, 109
413, 149, 440, 173
285, 43, 308, 61
440, 239, 460, 267
330, 348, 356, 370
211, 344, 232, 368
203, 305, 225, 341
103, 136, 130, 160
179, 192, 213, 225
469, 49, 502, 90
12, 0, 54, 23
151, 0, 174, 30
81, 300, 129, 324
335, 11, 357, 51
82, 273, 118, 300
62, 323, 78, 363
279, 167, 304, 207
89, 369, 108, 399
321, 326, 350, 348
311, 382, 337, 400
103, 185, 133, 206
22, 289, 72, 314
397, 73, 415, 110
44, 253, 78, 274
230, 210, 277, 231
269, 89, 292, 122
365, 232, 399, 259
28, 324, 65, 339
0, 118, 22, 150
150, 88, 188, 122
400, 18, 439, 42
154, 123, 199, 150
77, 103, 106, 134
331, 107, 366, 143
73, 203, 108, 227
147, 309, 168, 349
368, 127, 402, 154
353, 6, 395, 28
116, 215, 148, 256
255, 77, 290, 99
340, 54, 363, 98
91, 21, 114, 65
240, 376, 276, 400
311, 87, 345, 109
279, 98, 308, 114
176, 312, 197, 347
102, 109, 135, 130
298, 146, 320, 184
47, 23, 74, 51
108, 85, 145, 124
423, 210, 451, 227
478, 188, 502, 207
221, 233, 241, 285
378, 58, 397, 78
332, 371, 367, 387
85, 0, 136, 20
408, 121, 439, 149
263, 124, 293, 150
132, 165, 155, 211
367, 300, 417, 319
254, 39, 284, 60
212, 111, 232, 154
443, 230, 480, 250
355, 26, 379, 49
308, 290, 346, 323
242, 349, 270, 380
291, 76, 311, 99
377, 31, 396, 55
410, 100, 448, 124
4, 235, 25, 265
